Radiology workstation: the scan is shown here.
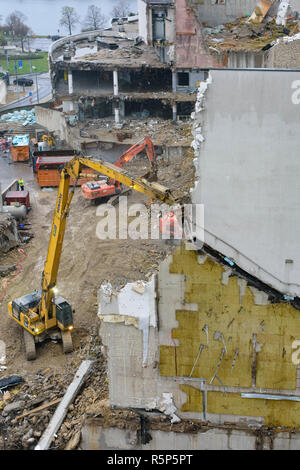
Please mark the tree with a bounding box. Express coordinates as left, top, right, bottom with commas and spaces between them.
82, 5, 107, 31
5, 11, 32, 52
110, 0, 131, 18
60, 6, 79, 36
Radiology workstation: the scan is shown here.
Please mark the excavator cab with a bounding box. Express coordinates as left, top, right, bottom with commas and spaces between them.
8, 291, 74, 360
81, 176, 120, 203
54, 296, 74, 330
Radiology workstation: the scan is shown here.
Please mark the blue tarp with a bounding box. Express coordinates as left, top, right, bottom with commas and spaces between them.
0, 108, 36, 127
12, 134, 29, 147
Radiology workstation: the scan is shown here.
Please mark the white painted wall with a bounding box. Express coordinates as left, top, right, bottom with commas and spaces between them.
138, 0, 148, 42
191, 69, 300, 297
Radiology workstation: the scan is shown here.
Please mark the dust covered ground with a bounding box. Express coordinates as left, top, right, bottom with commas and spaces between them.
0, 147, 195, 449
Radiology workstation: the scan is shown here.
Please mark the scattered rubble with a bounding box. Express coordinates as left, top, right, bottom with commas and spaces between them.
204, 16, 299, 53
0, 330, 108, 450
0, 213, 20, 253
80, 118, 193, 147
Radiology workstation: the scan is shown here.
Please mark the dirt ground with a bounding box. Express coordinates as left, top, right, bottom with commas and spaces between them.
0, 148, 195, 377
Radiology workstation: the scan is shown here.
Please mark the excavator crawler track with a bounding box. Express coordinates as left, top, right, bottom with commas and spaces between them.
23, 329, 36, 361
62, 330, 73, 354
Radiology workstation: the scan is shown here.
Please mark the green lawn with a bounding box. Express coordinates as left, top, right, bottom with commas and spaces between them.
0, 52, 49, 75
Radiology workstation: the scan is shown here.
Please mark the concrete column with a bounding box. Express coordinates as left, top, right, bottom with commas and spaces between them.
68, 71, 73, 95
119, 101, 125, 118
113, 70, 119, 96
172, 103, 177, 122
114, 107, 120, 124
172, 72, 177, 93
0, 183, 2, 211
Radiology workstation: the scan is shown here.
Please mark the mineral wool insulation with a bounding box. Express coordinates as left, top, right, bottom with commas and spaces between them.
98, 276, 156, 366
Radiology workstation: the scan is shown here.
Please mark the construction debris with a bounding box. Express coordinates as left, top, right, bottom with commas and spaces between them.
204, 15, 299, 52
80, 118, 193, 147
0, 109, 36, 127
0, 332, 108, 450
0, 375, 24, 392
35, 360, 94, 450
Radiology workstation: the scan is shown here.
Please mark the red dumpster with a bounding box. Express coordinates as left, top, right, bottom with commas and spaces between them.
5, 191, 30, 208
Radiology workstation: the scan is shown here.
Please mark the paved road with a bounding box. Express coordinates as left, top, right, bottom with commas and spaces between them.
0, 73, 52, 112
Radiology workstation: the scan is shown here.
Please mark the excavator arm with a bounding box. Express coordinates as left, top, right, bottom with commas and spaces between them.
114, 137, 156, 168
8, 153, 177, 359
40, 155, 176, 329
112, 137, 157, 186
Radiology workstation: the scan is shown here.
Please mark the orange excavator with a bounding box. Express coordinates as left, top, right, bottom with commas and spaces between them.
81, 137, 157, 203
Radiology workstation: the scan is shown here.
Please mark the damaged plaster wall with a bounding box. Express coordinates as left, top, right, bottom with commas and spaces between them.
98, 258, 191, 419
187, 0, 259, 25
98, 243, 300, 445
191, 69, 300, 298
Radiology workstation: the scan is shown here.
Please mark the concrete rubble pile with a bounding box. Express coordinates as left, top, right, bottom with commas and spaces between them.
204, 14, 299, 53
0, 213, 20, 253
81, 118, 193, 146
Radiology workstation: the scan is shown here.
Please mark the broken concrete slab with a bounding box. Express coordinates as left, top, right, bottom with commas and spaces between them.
35, 360, 93, 450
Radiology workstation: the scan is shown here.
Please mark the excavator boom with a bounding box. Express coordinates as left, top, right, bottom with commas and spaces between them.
114, 136, 156, 170
81, 137, 158, 202
8, 153, 176, 359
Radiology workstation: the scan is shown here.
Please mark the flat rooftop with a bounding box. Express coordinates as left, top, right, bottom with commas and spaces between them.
52, 34, 167, 70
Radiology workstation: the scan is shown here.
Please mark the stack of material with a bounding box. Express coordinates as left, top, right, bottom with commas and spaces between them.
11, 134, 30, 162
0, 109, 36, 127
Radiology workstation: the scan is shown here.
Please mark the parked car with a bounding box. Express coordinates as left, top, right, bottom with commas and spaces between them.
13, 78, 34, 87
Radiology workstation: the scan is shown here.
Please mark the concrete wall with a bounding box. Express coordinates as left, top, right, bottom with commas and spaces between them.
98, 245, 300, 449
266, 38, 300, 68
138, 0, 175, 45
191, 69, 300, 298
176, 70, 206, 93
35, 106, 69, 144
226, 51, 267, 68
99, 246, 300, 429
80, 422, 300, 450
187, 0, 300, 26
187, 0, 259, 25
138, 0, 148, 42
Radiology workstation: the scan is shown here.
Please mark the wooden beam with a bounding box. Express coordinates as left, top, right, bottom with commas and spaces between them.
16, 398, 61, 421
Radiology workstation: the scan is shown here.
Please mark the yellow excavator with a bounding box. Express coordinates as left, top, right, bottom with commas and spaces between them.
41, 134, 56, 148
8, 155, 177, 360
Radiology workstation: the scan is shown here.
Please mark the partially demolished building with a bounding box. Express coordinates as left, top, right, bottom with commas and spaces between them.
35, 0, 300, 450
41, 0, 220, 160
89, 67, 300, 452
